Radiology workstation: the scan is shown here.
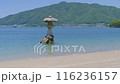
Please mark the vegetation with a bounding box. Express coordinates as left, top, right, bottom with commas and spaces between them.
0, 1, 120, 27
109, 19, 120, 28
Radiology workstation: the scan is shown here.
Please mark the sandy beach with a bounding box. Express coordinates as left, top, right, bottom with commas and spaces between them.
0, 50, 120, 68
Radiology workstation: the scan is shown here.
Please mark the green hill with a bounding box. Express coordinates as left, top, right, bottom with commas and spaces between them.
0, 1, 120, 27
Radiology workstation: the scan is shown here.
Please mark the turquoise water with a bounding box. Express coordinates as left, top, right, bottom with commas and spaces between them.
0, 27, 120, 60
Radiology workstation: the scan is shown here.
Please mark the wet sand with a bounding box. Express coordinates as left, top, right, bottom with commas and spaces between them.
0, 50, 120, 68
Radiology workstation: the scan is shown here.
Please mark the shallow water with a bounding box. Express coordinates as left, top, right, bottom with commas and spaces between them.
0, 27, 120, 60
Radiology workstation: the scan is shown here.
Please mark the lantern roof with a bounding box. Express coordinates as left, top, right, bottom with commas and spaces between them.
43, 16, 58, 22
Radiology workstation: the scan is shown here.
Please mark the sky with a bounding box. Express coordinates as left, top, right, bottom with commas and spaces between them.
0, 0, 120, 18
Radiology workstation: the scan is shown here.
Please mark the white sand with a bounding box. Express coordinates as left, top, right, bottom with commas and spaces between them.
0, 50, 120, 68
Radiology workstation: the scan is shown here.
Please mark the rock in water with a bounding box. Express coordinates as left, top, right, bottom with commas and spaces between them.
40, 35, 54, 44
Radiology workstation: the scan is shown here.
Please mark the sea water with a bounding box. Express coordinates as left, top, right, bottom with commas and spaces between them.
0, 27, 120, 60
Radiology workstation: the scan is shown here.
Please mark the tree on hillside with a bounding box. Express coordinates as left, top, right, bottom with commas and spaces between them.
109, 19, 120, 28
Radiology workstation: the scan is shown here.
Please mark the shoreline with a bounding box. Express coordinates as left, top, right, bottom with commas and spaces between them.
0, 49, 118, 63
0, 48, 119, 61
0, 50, 120, 68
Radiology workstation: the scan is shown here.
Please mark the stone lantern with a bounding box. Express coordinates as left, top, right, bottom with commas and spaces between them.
40, 16, 58, 44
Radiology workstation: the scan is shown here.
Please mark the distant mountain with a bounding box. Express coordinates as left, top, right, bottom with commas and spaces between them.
0, 1, 120, 27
